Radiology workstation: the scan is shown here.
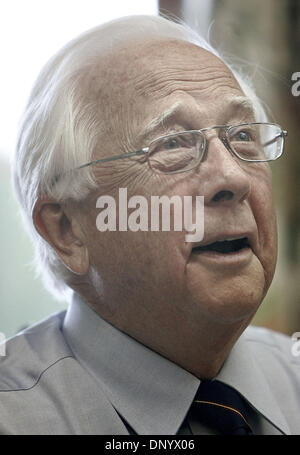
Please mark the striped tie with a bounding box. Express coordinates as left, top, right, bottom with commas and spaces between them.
192, 380, 253, 435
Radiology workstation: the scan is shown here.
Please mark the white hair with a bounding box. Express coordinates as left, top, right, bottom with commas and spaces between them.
12, 14, 268, 301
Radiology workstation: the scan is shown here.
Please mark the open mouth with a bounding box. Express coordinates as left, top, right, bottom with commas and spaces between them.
192, 237, 250, 255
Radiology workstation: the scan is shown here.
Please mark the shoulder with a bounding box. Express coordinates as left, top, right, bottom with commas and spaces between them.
0, 311, 126, 435
0, 311, 77, 434
0, 311, 72, 391
243, 325, 300, 392
243, 324, 296, 361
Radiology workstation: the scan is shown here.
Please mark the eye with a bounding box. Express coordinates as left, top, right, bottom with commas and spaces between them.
161, 138, 181, 150
232, 130, 252, 141
228, 125, 258, 144
149, 131, 200, 174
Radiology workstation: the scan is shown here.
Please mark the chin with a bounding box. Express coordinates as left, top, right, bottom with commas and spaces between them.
186, 255, 269, 324
188, 280, 265, 325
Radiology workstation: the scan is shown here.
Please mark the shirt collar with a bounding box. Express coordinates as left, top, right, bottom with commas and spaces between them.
63, 293, 200, 435
63, 293, 290, 435
215, 333, 290, 434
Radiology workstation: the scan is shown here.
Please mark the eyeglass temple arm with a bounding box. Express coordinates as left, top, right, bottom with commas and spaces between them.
75, 148, 148, 170
262, 130, 287, 147
53, 148, 148, 183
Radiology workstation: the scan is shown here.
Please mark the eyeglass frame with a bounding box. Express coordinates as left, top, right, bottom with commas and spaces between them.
73, 122, 288, 175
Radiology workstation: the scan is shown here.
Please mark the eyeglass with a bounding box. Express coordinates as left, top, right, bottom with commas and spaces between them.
74, 122, 287, 175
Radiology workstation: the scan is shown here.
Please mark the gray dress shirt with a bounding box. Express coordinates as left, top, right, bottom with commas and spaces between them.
0, 293, 299, 435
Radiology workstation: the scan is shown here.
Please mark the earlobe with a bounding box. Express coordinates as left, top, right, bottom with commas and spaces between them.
32, 197, 90, 275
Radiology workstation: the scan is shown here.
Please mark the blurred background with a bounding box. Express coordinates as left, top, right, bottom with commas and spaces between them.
1, 0, 299, 338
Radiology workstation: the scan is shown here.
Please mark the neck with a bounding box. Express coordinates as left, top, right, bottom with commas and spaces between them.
82, 290, 254, 380
130, 315, 252, 379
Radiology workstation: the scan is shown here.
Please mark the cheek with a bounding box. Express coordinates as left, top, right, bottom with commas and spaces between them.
250, 170, 278, 286
87, 206, 187, 289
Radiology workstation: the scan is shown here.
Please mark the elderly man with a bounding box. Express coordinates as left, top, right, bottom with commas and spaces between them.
1, 15, 299, 435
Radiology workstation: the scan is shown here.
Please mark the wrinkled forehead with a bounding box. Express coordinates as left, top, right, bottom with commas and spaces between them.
102, 37, 241, 98
87, 38, 246, 153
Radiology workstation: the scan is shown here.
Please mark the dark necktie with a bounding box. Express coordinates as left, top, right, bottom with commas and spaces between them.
191, 380, 253, 435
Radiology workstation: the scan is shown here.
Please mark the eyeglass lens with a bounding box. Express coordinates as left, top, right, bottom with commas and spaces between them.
148, 124, 283, 174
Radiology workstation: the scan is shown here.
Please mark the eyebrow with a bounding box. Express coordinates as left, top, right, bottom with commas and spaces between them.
227, 96, 257, 119
140, 101, 183, 138
140, 96, 257, 140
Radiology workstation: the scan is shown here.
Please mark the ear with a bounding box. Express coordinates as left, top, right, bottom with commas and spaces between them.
32, 197, 89, 275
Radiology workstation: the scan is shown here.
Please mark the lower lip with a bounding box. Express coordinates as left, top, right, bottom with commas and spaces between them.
191, 246, 253, 267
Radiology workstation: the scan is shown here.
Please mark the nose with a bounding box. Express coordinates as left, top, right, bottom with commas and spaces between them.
201, 135, 251, 206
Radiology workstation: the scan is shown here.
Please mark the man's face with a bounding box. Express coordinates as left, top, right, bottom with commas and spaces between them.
81, 39, 277, 342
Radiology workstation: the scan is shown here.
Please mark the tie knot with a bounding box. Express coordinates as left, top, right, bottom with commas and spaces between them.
192, 380, 253, 435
